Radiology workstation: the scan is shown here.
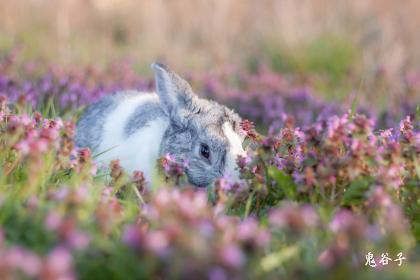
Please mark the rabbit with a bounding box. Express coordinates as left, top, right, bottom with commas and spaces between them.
75, 63, 246, 187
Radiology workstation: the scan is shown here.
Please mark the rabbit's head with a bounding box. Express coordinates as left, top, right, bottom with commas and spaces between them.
152, 63, 246, 187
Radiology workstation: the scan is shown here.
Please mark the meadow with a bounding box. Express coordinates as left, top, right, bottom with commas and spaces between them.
0, 0, 419, 279
0, 49, 418, 279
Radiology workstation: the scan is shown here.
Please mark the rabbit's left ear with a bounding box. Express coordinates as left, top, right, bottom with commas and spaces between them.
151, 62, 195, 121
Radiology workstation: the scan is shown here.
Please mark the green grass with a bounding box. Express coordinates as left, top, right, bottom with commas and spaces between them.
262, 33, 360, 100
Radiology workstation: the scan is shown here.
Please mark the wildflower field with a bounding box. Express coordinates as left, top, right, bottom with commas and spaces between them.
0, 48, 418, 280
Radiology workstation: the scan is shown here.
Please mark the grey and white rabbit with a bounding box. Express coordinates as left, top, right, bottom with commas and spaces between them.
75, 63, 246, 187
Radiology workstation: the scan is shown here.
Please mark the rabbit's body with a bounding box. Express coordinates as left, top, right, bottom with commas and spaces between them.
76, 92, 169, 180
76, 63, 246, 187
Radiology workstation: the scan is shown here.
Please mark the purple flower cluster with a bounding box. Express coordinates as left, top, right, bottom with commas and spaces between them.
1, 51, 418, 130
228, 113, 418, 210
0, 240, 75, 279
159, 154, 190, 186
0, 52, 151, 109
123, 188, 270, 278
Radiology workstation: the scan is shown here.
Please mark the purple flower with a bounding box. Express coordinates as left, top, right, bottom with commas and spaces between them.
122, 225, 143, 248
330, 210, 354, 233
44, 247, 74, 279
209, 266, 227, 280
6, 247, 42, 277
218, 245, 245, 269
145, 231, 169, 256
45, 212, 62, 230
236, 218, 258, 241
68, 231, 90, 250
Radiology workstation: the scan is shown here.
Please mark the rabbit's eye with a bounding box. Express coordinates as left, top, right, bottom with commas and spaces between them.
200, 144, 210, 159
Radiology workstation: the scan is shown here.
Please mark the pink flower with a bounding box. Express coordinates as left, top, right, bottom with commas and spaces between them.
399, 116, 413, 132
255, 230, 271, 247
68, 231, 90, 250
77, 148, 91, 163
145, 231, 169, 256
301, 205, 319, 227
330, 210, 354, 233
209, 266, 227, 280
20, 114, 32, 125
236, 154, 251, 170
236, 218, 258, 241
191, 190, 208, 209
45, 212, 63, 230
14, 140, 30, 154
30, 139, 49, 153
52, 187, 70, 201
6, 247, 26, 268
219, 244, 245, 269
269, 204, 317, 231
40, 127, 59, 141
379, 128, 393, 139
40, 247, 75, 279
217, 177, 235, 191
44, 247, 73, 276
162, 154, 176, 172
122, 225, 142, 248
7, 247, 42, 277
318, 248, 334, 268
198, 221, 214, 237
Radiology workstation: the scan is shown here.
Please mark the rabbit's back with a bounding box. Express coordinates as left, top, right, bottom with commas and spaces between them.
76, 91, 170, 178
75, 95, 117, 151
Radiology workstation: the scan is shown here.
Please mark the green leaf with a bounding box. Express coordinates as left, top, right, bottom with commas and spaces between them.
244, 191, 254, 218
349, 93, 359, 120
260, 245, 299, 272
267, 166, 297, 200
342, 179, 370, 206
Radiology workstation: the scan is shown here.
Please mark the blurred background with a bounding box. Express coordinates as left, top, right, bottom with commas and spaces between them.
0, 0, 419, 105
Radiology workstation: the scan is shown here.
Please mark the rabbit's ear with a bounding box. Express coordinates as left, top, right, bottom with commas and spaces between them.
151, 62, 194, 121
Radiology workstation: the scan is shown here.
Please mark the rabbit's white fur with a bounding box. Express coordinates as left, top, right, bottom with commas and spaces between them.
222, 122, 246, 179
97, 93, 168, 180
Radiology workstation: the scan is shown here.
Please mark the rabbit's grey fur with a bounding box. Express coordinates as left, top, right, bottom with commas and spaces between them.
124, 100, 164, 136
75, 63, 245, 187
75, 96, 117, 151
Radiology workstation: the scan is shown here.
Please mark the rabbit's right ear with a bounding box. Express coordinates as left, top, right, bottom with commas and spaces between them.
151, 63, 195, 122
